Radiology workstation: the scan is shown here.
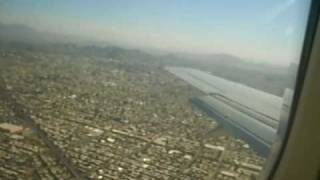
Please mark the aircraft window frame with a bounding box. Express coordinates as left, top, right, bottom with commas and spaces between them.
263, 0, 320, 179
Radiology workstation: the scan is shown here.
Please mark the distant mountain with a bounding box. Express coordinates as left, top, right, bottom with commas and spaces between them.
0, 22, 96, 45
157, 52, 292, 96
0, 22, 292, 96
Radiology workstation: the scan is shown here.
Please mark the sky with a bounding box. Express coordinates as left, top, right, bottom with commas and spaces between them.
0, 0, 312, 65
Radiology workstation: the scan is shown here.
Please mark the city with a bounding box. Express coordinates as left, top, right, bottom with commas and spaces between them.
0, 48, 265, 179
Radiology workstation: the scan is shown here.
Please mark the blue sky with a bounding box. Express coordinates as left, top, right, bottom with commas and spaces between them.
0, 0, 312, 65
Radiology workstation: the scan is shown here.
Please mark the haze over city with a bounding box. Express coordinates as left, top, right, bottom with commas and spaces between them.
0, 0, 311, 65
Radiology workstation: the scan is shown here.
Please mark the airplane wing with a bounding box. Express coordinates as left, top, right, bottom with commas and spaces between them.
166, 67, 288, 156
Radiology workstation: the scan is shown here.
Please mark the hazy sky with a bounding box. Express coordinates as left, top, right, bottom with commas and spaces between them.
0, 0, 311, 65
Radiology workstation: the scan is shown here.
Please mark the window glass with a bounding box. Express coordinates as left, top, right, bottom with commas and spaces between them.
0, 0, 311, 179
